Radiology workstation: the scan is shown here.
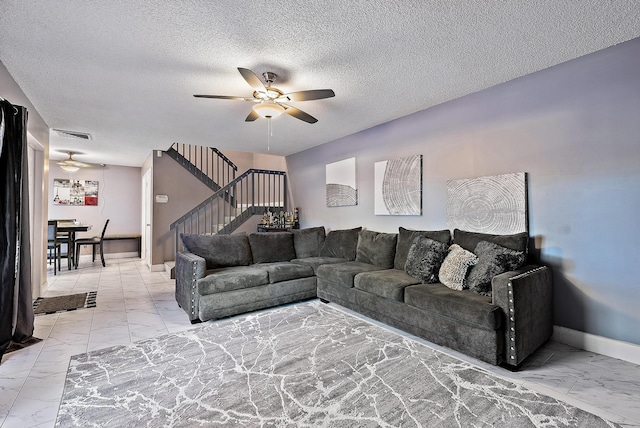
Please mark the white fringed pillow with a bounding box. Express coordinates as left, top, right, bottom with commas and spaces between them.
438, 244, 479, 291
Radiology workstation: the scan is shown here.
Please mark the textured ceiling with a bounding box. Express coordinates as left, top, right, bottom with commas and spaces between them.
1, 1, 639, 167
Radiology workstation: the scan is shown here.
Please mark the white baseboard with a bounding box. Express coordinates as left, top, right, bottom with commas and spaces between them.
553, 325, 640, 365
77, 252, 139, 262
105, 251, 139, 259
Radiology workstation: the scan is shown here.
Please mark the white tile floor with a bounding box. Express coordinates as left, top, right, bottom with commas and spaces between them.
1, 257, 639, 427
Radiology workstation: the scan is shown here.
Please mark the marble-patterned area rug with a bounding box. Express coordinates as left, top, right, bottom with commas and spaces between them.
56, 301, 618, 427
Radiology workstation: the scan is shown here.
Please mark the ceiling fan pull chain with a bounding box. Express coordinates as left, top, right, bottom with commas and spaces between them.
267, 119, 271, 151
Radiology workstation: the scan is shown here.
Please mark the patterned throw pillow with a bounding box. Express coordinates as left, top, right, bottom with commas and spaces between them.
438, 244, 479, 291
467, 240, 526, 297
393, 227, 452, 270
404, 236, 449, 283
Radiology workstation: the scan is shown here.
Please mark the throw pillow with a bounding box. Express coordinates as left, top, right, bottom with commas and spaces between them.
404, 236, 449, 283
180, 233, 252, 269
467, 240, 526, 297
438, 244, 479, 291
355, 230, 398, 268
394, 227, 452, 270
291, 226, 326, 258
319, 227, 362, 261
248, 232, 296, 263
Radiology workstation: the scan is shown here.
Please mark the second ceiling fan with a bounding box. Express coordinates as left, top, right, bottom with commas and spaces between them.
194, 68, 335, 124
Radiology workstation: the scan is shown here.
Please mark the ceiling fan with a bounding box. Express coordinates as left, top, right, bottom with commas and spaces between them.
194, 67, 335, 124
56, 151, 102, 172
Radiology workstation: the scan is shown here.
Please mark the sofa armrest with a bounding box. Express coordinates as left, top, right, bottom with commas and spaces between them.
492, 265, 553, 367
175, 251, 207, 322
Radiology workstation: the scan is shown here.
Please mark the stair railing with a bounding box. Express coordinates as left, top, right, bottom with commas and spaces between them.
167, 142, 238, 191
170, 169, 287, 254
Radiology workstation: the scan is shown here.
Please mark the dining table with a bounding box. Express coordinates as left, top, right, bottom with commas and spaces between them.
53, 221, 93, 270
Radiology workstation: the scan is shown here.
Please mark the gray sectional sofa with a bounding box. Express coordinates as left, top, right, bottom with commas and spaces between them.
175, 226, 552, 367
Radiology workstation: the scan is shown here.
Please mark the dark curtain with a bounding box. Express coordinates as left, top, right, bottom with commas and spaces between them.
0, 99, 34, 363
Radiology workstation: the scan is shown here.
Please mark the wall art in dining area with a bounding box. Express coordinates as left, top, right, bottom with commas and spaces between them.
326, 157, 357, 207
374, 154, 422, 215
53, 179, 99, 206
446, 172, 527, 234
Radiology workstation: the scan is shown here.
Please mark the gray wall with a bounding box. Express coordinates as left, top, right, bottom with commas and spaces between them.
152, 150, 289, 265
286, 38, 640, 345
152, 153, 214, 265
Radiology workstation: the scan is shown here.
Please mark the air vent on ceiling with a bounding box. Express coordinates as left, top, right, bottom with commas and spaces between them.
53, 129, 93, 140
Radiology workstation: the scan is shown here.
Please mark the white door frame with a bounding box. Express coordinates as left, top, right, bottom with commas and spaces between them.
141, 168, 152, 268
27, 132, 45, 297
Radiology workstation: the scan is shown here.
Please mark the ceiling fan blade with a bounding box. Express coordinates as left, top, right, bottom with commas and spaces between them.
277, 89, 335, 102
282, 105, 318, 124
58, 160, 90, 168
245, 110, 260, 122
194, 94, 254, 101
238, 67, 266, 93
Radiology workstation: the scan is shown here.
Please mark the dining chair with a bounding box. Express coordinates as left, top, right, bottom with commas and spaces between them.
47, 220, 61, 275
74, 219, 110, 269
56, 219, 75, 270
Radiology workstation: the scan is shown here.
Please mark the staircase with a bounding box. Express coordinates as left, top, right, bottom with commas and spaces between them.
166, 143, 237, 192
167, 143, 288, 255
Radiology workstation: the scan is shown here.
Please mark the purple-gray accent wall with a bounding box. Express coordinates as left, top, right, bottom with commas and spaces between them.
286, 38, 640, 345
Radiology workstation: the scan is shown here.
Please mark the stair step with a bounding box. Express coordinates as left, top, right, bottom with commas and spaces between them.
164, 261, 175, 279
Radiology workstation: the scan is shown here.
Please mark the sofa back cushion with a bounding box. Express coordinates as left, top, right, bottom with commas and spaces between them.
180, 233, 252, 269
394, 227, 452, 270
453, 229, 528, 253
291, 226, 326, 258
319, 227, 362, 261
355, 230, 398, 268
248, 232, 296, 263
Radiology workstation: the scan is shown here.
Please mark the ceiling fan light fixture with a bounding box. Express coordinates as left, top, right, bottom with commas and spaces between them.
252, 101, 285, 119
60, 164, 80, 172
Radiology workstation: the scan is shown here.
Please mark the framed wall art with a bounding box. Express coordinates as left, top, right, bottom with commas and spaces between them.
53, 179, 99, 206
446, 172, 527, 234
326, 157, 357, 207
374, 154, 422, 216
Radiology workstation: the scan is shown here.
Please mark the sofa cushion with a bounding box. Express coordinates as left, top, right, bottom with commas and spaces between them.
291, 226, 326, 258
467, 241, 526, 297
319, 227, 362, 260
355, 230, 398, 268
248, 232, 296, 263
354, 269, 420, 302
453, 229, 528, 253
316, 261, 385, 288
290, 257, 349, 274
404, 236, 449, 283
180, 233, 252, 269
438, 244, 478, 291
394, 227, 452, 270
197, 266, 269, 295
404, 284, 501, 330
254, 262, 315, 284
